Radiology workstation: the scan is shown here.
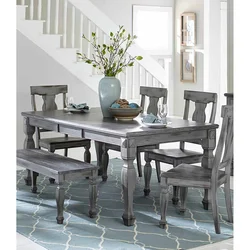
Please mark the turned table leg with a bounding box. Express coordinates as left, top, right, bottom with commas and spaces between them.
144, 152, 152, 196
201, 129, 216, 210
23, 117, 35, 186
95, 141, 104, 176
121, 138, 136, 226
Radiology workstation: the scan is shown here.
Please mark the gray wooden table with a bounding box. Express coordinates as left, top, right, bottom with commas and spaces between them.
21, 108, 218, 226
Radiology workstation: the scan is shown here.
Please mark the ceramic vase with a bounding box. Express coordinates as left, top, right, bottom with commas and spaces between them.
98, 76, 121, 118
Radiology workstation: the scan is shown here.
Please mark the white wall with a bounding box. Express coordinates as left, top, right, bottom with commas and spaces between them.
174, 0, 204, 117
17, 31, 99, 149
90, 0, 174, 33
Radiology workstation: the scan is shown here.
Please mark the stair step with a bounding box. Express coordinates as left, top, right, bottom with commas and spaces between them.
17, 20, 46, 36
38, 34, 62, 49
16, 5, 28, 20
55, 48, 80, 63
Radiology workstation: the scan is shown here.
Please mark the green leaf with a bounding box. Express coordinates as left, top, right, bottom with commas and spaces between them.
110, 32, 113, 37
128, 62, 134, 67
133, 35, 137, 39
92, 32, 96, 37
128, 34, 131, 40
86, 60, 92, 64
76, 52, 82, 56
103, 44, 106, 48
93, 65, 97, 68
136, 56, 143, 60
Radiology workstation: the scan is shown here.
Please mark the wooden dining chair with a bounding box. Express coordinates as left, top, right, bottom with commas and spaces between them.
100, 86, 168, 180
159, 105, 233, 234
144, 90, 217, 203
30, 85, 91, 184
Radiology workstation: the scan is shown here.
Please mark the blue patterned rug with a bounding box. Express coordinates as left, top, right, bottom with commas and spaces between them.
16, 158, 233, 250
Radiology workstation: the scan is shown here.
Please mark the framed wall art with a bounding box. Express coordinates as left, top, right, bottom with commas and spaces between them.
181, 12, 196, 47
180, 50, 196, 83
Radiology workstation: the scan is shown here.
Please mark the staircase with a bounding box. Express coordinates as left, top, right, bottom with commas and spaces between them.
16, 0, 168, 102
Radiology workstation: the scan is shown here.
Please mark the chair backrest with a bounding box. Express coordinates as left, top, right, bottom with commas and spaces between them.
30, 85, 68, 111
140, 86, 168, 116
183, 90, 217, 123
212, 105, 233, 182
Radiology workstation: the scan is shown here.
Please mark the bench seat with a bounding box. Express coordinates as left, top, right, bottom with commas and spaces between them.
17, 149, 98, 224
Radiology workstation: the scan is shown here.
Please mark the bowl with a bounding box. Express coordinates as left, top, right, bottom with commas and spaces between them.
109, 107, 142, 121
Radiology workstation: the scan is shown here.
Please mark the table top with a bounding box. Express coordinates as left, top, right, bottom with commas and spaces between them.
22, 108, 218, 138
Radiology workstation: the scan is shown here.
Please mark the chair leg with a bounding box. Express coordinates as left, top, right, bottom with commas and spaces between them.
31, 171, 39, 193
224, 180, 233, 223
144, 152, 152, 196
64, 148, 68, 157
136, 151, 143, 177
172, 161, 179, 205
48, 148, 56, 184
159, 181, 170, 229
56, 184, 65, 224
179, 187, 188, 213
84, 142, 91, 163
155, 161, 161, 183
89, 170, 97, 218
211, 185, 221, 234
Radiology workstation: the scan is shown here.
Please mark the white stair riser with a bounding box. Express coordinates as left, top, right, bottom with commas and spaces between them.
38, 35, 62, 49
16, 5, 27, 20
17, 20, 45, 36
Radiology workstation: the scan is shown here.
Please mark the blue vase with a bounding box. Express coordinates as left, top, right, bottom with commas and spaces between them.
98, 76, 121, 118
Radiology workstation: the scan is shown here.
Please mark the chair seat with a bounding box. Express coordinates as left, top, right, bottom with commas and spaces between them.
161, 164, 225, 183
39, 137, 90, 149
145, 148, 203, 160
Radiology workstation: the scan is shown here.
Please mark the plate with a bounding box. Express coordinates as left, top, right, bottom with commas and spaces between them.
142, 122, 171, 128
63, 108, 90, 113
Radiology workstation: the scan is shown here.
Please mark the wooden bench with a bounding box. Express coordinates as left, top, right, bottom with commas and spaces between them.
16, 149, 98, 224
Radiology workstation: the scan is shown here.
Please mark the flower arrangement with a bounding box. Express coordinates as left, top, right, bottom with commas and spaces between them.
77, 25, 143, 77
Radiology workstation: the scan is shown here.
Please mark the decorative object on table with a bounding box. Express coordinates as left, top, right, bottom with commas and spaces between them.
158, 103, 168, 124
109, 98, 141, 121
181, 12, 196, 46
64, 102, 90, 113
77, 25, 143, 118
29, 85, 91, 185
180, 49, 196, 83
17, 158, 233, 250
141, 113, 168, 128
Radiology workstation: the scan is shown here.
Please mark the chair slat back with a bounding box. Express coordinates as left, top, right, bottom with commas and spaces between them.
181, 90, 218, 149
140, 86, 168, 116
212, 105, 233, 178
30, 85, 68, 111
183, 90, 217, 123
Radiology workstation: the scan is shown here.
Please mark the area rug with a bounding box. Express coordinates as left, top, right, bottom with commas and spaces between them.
16, 158, 233, 250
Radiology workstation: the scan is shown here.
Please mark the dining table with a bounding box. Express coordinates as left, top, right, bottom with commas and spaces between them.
21, 107, 218, 226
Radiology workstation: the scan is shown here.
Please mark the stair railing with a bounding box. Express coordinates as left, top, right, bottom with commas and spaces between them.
17, 0, 170, 101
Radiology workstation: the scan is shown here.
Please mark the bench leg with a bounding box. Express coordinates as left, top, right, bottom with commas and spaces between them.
101, 144, 109, 182
89, 170, 97, 218
56, 185, 65, 224
48, 148, 56, 184
84, 142, 91, 163
31, 171, 39, 193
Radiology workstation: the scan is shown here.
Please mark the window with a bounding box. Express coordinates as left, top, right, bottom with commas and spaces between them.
132, 5, 173, 55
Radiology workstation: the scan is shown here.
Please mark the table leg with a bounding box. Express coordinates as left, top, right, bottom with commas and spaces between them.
23, 117, 35, 186
121, 138, 136, 226
201, 129, 216, 210
94, 141, 104, 176
144, 152, 152, 196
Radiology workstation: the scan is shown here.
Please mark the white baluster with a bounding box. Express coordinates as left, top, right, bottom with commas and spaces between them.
71, 6, 75, 48
21, 0, 25, 5
152, 77, 156, 87
46, 0, 51, 34
145, 71, 149, 86
148, 73, 153, 87
54, 0, 59, 34
30, 0, 34, 20
37, 0, 42, 20
63, 0, 68, 48
87, 19, 92, 58
133, 62, 140, 99
79, 13, 83, 53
